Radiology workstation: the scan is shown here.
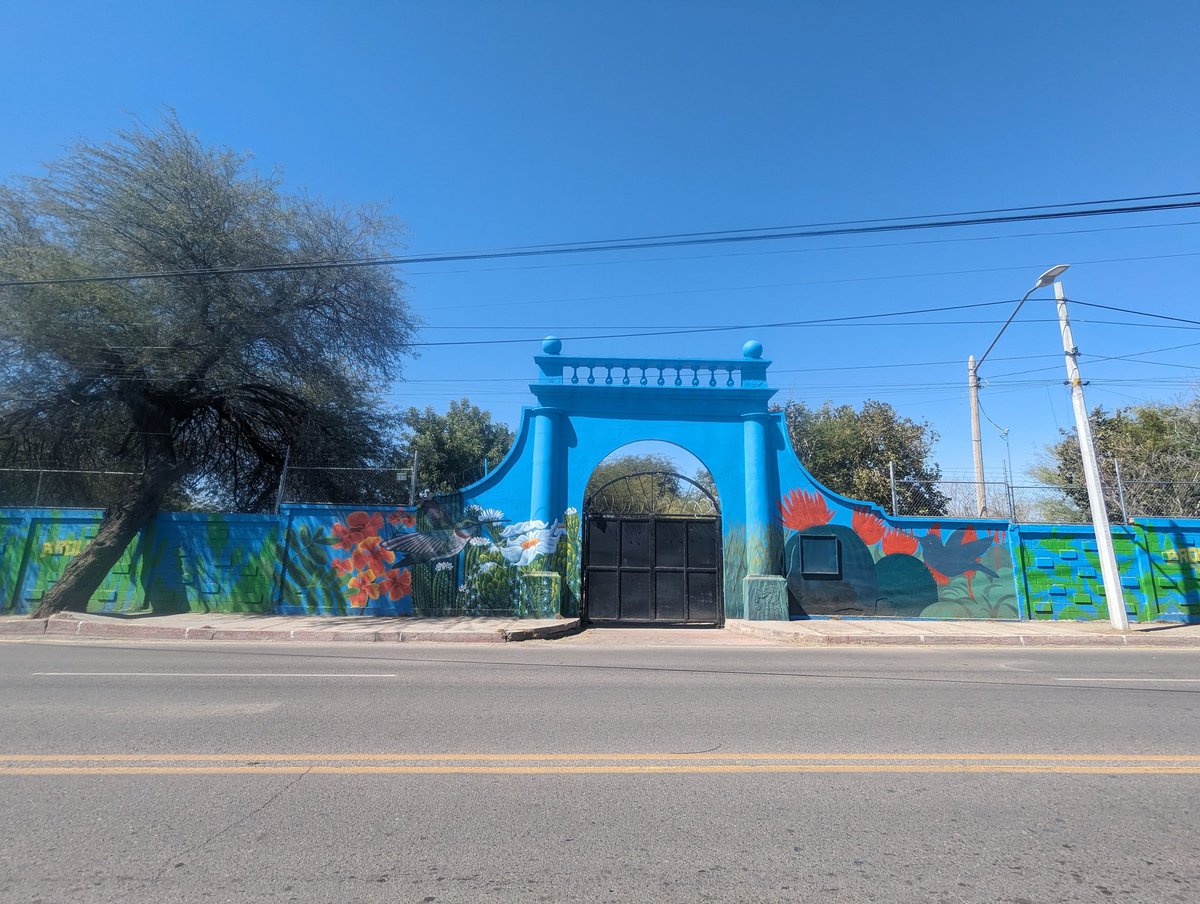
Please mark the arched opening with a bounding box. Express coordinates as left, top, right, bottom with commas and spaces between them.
581, 442, 723, 626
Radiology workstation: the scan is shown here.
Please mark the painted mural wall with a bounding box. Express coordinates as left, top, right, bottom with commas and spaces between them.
277, 500, 579, 618
1, 506, 1198, 623
767, 420, 1018, 620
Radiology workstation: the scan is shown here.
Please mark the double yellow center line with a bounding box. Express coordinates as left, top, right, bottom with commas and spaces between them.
3, 752, 1200, 776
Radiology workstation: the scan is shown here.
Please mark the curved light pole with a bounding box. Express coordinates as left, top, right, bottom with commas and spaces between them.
972, 264, 1130, 630
970, 265, 1070, 517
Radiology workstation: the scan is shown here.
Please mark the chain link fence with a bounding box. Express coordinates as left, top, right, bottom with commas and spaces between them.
891, 473, 1200, 523
277, 465, 415, 508
3, 462, 1198, 523
0, 468, 140, 509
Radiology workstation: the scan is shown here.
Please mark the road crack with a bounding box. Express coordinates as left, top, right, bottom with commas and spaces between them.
150, 764, 313, 881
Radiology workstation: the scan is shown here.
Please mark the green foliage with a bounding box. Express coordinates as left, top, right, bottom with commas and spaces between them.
778, 400, 948, 514
545, 509, 581, 616
396, 400, 514, 496
0, 113, 418, 612
584, 454, 715, 515
922, 573, 1019, 619
723, 525, 747, 618
584, 453, 671, 497
279, 523, 351, 614
459, 544, 521, 616
0, 113, 416, 512
1032, 396, 1200, 520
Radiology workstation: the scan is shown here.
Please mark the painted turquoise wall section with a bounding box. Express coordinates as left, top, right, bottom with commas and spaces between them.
1, 340, 1197, 623
1011, 519, 1200, 623
0, 510, 280, 615
1137, 519, 1200, 622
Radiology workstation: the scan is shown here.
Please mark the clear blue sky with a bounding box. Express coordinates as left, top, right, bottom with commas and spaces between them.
4, 1, 1198, 483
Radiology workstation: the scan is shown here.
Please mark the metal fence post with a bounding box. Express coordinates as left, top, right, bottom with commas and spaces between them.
409, 450, 419, 506
888, 461, 899, 516
274, 446, 290, 514
33, 469, 44, 508
1002, 459, 1017, 522
1112, 458, 1130, 524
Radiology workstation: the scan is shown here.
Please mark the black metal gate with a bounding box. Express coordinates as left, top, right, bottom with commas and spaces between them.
582, 471, 722, 626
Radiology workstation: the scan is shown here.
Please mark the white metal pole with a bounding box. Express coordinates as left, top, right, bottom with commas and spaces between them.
1055, 281, 1129, 631
968, 355, 987, 517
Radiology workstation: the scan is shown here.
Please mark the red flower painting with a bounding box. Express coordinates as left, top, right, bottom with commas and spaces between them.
331, 510, 385, 550
378, 568, 413, 601
779, 490, 834, 532
880, 528, 918, 556
851, 509, 887, 546
387, 510, 416, 528
346, 511, 383, 536
347, 571, 383, 607
350, 535, 395, 576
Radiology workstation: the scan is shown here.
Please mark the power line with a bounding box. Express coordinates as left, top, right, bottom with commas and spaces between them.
1069, 299, 1200, 328
5, 193, 1200, 288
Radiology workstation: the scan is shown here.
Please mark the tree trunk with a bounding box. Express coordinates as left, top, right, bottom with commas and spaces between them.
31, 463, 180, 618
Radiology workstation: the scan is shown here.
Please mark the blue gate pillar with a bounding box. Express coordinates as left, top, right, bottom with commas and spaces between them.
529, 405, 562, 523
742, 411, 773, 575
529, 337, 566, 524
739, 342, 789, 620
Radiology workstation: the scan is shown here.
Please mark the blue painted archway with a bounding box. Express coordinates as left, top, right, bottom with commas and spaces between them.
280, 337, 1019, 621
511, 337, 788, 617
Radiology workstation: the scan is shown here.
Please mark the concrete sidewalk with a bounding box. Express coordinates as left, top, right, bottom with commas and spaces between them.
2, 611, 1199, 646
726, 617, 1200, 647
0, 611, 580, 644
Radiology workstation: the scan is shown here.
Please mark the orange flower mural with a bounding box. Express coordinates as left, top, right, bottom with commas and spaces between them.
347, 511, 383, 536
347, 571, 383, 607
350, 535, 395, 575
851, 509, 887, 546
387, 510, 417, 528
779, 490, 834, 532
331, 511, 385, 550
881, 528, 918, 556
378, 568, 413, 601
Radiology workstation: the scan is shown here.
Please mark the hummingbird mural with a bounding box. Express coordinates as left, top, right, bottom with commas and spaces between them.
918, 528, 998, 585
380, 499, 503, 566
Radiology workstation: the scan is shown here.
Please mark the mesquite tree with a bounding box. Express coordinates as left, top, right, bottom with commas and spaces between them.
0, 115, 417, 616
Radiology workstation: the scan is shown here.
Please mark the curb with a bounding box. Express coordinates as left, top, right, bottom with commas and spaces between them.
726, 621, 1200, 648
0, 616, 581, 644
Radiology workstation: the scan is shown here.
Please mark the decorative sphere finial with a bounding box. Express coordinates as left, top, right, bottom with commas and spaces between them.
742, 339, 763, 359
542, 336, 562, 355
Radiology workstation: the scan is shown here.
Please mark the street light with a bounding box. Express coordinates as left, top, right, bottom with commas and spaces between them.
971, 264, 1130, 631
969, 265, 1070, 517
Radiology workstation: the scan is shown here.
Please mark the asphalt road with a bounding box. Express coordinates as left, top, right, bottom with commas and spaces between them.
1, 633, 1198, 903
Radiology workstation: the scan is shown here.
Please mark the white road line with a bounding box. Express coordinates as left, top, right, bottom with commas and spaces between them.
32, 672, 399, 678
1055, 677, 1200, 682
